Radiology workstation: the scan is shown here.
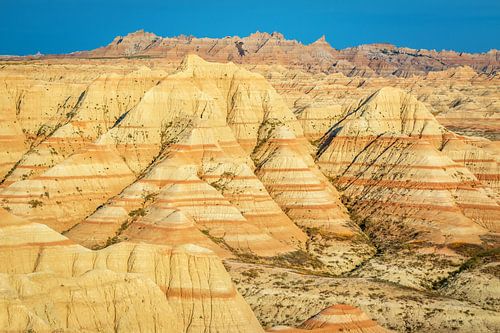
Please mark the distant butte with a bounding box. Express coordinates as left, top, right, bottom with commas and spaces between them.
15, 30, 490, 76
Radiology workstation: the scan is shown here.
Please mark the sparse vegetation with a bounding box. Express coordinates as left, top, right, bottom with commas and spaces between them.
128, 207, 146, 217
28, 199, 43, 208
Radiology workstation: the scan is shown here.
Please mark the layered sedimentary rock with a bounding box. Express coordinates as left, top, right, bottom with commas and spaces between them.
0, 144, 136, 231
0, 67, 166, 188
1, 51, 499, 333
60, 55, 310, 259
335, 43, 499, 77
423, 67, 500, 139
440, 134, 500, 198
0, 209, 264, 332
63, 30, 499, 76
253, 64, 500, 140
0, 83, 28, 178
267, 304, 392, 332
317, 87, 499, 250
252, 120, 375, 272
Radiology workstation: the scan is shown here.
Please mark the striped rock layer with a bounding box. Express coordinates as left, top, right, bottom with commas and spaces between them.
253, 64, 499, 141
317, 87, 500, 250
62, 30, 500, 76
0, 209, 264, 332
0, 56, 498, 259
251, 120, 375, 271
1, 55, 337, 261
0, 50, 498, 333
266, 304, 392, 332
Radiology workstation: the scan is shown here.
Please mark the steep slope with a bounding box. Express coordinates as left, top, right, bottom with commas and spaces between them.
0, 208, 265, 332
1, 67, 166, 187
0, 77, 30, 178
253, 64, 500, 141
0, 55, 376, 276
73, 30, 344, 74
267, 304, 392, 332
0, 143, 136, 231
252, 120, 375, 273
314, 87, 500, 289
317, 87, 499, 250
336, 44, 499, 76
60, 55, 310, 259
1, 54, 499, 333
440, 133, 500, 199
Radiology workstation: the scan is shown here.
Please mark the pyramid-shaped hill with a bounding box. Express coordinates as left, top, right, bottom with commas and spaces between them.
0, 55, 304, 229
317, 87, 499, 251
0, 208, 265, 332
266, 304, 393, 332
1, 55, 359, 270
252, 120, 375, 273
1, 44, 500, 333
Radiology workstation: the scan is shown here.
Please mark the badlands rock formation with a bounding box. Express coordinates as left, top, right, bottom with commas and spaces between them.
314, 87, 499, 288
253, 64, 500, 140
0, 46, 499, 332
0, 208, 264, 332
228, 260, 500, 332
266, 304, 392, 332
24, 30, 499, 76
317, 87, 499, 245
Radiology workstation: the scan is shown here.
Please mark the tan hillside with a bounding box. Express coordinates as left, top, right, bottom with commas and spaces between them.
0, 208, 264, 332
267, 304, 393, 332
0, 52, 498, 333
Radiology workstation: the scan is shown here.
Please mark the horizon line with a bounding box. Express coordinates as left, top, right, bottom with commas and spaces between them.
3, 29, 498, 57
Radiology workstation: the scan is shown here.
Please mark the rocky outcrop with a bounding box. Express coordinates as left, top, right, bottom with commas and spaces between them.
1, 54, 499, 332
0, 143, 137, 231
252, 120, 375, 273
441, 261, 500, 312
0, 208, 265, 332
229, 261, 500, 333
336, 44, 499, 77
317, 87, 499, 250
58, 55, 309, 259
267, 304, 392, 332
30, 30, 499, 77
253, 64, 500, 141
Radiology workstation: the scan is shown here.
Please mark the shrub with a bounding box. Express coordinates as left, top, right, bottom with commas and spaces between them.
128, 208, 146, 217
28, 199, 43, 208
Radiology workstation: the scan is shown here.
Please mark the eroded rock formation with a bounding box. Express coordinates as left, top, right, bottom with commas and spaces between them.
0, 50, 498, 332
0, 208, 264, 332
66, 30, 499, 77
267, 304, 392, 332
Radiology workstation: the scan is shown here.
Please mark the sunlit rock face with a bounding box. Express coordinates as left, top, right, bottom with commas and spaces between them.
0, 208, 264, 333
267, 304, 394, 332
317, 87, 499, 250
70, 30, 499, 77
0, 49, 498, 333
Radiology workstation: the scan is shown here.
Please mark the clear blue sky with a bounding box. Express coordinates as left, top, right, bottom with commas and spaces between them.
1, 0, 498, 55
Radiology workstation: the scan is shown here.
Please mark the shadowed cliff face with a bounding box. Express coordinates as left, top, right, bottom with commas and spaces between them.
0, 54, 498, 333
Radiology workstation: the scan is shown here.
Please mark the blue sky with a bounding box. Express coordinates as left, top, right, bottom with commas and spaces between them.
0, 0, 498, 55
